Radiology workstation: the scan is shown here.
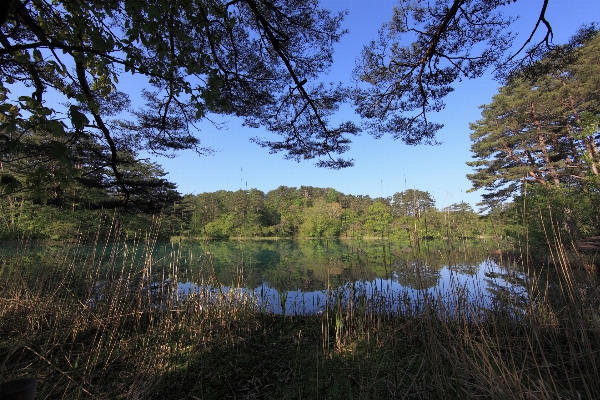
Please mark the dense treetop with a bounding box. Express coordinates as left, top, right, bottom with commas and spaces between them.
0, 0, 359, 208
181, 186, 490, 240
467, 27, 600, 207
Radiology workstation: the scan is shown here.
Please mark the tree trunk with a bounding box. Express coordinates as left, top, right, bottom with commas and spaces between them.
530, 102, 561, 184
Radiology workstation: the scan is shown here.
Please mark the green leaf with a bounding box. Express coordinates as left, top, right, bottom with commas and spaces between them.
0, 174, 21, 194
69, 106, 90, 129
37, 107, 53, 116
87, 100, 99, 114
18, 96, 38, 108
33, 49, 43, 62
14, 52, 31, 63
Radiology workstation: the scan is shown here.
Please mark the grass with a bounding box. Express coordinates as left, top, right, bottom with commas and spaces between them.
1, 227, 600, 399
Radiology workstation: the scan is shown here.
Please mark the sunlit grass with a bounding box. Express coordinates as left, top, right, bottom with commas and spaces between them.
0, 224, 599, 399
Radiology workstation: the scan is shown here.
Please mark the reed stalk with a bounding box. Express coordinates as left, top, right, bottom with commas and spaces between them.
0, 221, 599, 399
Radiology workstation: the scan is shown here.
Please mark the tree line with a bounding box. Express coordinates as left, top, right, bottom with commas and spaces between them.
176, 186, 495, 241
0, 183, 497, 242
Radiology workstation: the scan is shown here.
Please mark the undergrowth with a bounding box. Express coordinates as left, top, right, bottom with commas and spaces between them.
1, 227, 599, 399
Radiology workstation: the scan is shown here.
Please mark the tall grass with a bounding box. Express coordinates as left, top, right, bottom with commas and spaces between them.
0, 221, 599, 399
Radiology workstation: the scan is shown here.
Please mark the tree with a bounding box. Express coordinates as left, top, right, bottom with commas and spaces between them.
353, 0, 555, 146
467, 28, 600, 244
190, 191, 222, 234
1, 0, 360, 205
0, 120, 179, 212
203, 214, 235, 239
467, 27, 600, 207
391, 189, 435, 218
365, 201, 393, 238
264, 186, 309, 236
444, 201, 476, 233
299, 198, 342, 238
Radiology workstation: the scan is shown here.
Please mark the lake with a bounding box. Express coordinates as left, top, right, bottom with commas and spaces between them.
43, 238, 526, 317
0, 238, 531, 317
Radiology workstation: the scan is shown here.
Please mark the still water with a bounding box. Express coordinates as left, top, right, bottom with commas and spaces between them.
2, 239, 528, 316
150, 239, 527, 315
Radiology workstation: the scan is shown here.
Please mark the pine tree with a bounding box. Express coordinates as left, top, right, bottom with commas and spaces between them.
467, 27, 600, 208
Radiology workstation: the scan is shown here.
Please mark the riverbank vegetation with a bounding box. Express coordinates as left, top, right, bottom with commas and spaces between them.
1, 233, 599, 399
2, 178, 596, 263
181, 186, 493, 241
2, 4, 600, 399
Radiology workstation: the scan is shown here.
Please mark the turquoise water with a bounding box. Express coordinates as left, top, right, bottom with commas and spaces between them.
1, 239, 528, 316
169, 239, 527, 315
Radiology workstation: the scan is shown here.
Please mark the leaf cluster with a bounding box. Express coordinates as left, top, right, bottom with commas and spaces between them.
0, 0, 358, 207
468, 26, 600, 208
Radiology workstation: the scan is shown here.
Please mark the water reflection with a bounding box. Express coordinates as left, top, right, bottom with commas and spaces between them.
77, 239, 529, 316
173, 248, 527, 316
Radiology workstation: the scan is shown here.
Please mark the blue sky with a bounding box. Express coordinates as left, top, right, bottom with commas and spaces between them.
141, 0, 600, 211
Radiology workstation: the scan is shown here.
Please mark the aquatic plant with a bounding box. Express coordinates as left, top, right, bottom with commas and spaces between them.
0, 222, 599, 399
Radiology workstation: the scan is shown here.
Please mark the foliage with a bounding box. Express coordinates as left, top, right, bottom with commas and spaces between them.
352, 0, 555, 145
468, 27, 600, 206
467, 27, 600, 247
299, 198, 342, 238
0, 94, 181, 211
505, 185, 600, 255
0, 194, 180, 240
183, 185, 493, 241
0, 182, 502, 243
365, 201, 393, 238
391, 189, 435, 217
0, 0, 359, 208
203, 214, 235, 239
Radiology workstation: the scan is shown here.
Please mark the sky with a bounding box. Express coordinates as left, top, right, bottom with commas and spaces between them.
137, 0, 600, 211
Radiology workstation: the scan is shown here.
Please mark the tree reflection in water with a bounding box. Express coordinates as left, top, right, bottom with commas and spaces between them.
158, 240, 525, 316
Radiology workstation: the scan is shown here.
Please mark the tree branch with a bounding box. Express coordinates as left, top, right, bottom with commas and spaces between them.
75, 60, 129, 202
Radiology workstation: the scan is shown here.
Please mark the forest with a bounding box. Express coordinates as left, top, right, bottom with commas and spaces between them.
2, 1, 600, 398
169, 187, 491, 240
3, 27, 600, 255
